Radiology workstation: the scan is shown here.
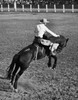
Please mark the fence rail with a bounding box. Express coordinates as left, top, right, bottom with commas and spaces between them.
0, 4, 78, 13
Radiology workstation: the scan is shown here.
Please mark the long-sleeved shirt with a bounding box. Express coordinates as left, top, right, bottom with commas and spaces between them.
35, 23, 59, 38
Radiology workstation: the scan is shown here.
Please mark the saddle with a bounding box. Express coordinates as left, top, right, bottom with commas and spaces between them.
33, 36, 51, 60
33, 36, 52, 46
33, 36, 59, 59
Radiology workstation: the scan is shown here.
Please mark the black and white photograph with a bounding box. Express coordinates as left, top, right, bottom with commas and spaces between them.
0, 0, 78, 100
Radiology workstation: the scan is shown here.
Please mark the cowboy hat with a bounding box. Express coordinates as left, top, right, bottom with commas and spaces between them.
40, 18, 49, 23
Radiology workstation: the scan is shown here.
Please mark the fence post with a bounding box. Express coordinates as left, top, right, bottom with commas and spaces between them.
30, 3, 32, 12
63, 4, 65, 13
1, 4, 3, 12
22, 4, 24, 12
54, 4, 56, 12
72, 4, 74, 13
46, 4, 48, 12
14, 0, 17, 11
38, 4, 40, 12
8, 4, 10, 12
72, 0, 74, 12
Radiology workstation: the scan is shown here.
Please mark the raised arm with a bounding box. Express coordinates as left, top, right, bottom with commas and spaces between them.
44, 25, 59, 37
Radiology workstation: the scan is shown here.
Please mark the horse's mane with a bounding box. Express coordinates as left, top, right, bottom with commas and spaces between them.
43, 34, 66, 43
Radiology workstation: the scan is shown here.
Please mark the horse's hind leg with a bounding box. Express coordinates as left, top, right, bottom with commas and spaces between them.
6, 61, 15, 80
13, 67, 25, 92
10, 63, 19, 86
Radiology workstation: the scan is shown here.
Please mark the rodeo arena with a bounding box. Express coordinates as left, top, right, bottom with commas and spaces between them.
0, 0, 78, 100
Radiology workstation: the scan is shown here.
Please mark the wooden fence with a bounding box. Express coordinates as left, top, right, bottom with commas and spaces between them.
0, 3, 78, 13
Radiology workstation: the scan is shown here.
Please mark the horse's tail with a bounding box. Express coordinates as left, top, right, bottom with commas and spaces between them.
6, 54, 19, 80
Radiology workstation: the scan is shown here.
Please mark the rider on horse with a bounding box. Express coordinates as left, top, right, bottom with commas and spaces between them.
34, 18, 60, 55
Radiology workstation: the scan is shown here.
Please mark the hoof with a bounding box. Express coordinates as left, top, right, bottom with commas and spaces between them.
10, 83, 18, 92
52, 67, 55, 70
14, 89, 18, 93
10, 83, 14, 90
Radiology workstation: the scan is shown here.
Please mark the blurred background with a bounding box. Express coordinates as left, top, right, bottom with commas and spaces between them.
0, 0, 78, 9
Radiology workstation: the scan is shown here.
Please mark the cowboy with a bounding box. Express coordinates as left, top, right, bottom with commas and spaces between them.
34, 18, 60, 55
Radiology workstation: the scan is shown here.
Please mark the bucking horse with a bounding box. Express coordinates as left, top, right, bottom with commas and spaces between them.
6, 34, 69, 92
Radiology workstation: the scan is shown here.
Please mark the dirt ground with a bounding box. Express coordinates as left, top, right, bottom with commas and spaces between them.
0, 13, 78, 100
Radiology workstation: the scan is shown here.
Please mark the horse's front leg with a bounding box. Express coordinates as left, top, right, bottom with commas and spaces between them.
51, 55, 57, 69
48, 55, 57, 69
47, 56, 52, 68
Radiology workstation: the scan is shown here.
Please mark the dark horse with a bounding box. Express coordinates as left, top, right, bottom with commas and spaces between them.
6, 35, 69, 92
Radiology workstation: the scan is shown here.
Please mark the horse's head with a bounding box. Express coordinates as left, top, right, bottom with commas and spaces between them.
56, 36, 69, 53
